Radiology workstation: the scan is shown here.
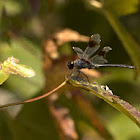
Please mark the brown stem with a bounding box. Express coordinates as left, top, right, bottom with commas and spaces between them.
0, 80, 67, 109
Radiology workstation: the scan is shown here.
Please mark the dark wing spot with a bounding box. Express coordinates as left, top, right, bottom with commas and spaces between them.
88, 40, 98, 48
98, 50, 106, 57
88, 34, 100, 48
98, 47, 112, 57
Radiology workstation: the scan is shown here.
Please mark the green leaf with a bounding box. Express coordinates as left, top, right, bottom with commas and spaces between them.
104, 0, 139, 16
1, 0, 22, 16
0, 101, 59, 140
67, 76, 140, 128
103, 10, 140, 69
0, 68, 9, 85
0, 38, 44, 98
89, 1, 140, 70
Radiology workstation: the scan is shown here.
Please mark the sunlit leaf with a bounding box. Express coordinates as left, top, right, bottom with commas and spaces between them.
0, 56, 36, 85
3, 56, 36, 77
67, 76, 140, 128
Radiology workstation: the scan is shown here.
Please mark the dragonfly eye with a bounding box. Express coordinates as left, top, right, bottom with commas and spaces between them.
67, 61, 74, 70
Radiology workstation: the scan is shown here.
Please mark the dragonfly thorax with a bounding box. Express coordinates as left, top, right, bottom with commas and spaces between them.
75, 59, 92, 69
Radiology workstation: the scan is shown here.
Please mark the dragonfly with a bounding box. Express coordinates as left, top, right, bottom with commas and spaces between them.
67, 34, 137, 80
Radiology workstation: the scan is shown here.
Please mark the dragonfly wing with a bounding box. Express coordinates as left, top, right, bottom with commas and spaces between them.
83, 34, 101, 60
73, 47, 84, 59
90, 46, 112, 64
90, 56, 108, 64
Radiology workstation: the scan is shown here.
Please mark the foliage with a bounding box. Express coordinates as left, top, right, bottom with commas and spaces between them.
0, 0, 140, 140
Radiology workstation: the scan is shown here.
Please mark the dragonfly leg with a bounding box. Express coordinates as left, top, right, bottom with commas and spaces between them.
69, 69, 89, 82
69, 69, 74, 76
76, 69, 80, 77
79, 70, 89, 82
69, 68, 77, 76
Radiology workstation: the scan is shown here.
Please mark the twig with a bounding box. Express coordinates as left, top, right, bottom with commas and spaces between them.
0, 80, 67, 109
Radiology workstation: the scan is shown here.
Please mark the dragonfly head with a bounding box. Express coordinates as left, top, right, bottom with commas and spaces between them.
67, 61, 74, 70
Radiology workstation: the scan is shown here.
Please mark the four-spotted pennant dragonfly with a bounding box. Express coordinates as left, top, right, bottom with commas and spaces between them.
67, 34, 137, 79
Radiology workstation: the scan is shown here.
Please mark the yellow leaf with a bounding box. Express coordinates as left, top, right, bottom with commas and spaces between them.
0, 56, 36, 85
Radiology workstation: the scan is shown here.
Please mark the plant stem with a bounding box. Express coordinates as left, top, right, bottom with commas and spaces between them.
0, 80, 67, 109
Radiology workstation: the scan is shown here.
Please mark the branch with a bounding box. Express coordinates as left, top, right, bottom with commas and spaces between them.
0, 80, 67, 109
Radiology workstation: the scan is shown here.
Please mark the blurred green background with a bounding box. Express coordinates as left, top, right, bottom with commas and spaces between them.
0, 0, 140, 140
